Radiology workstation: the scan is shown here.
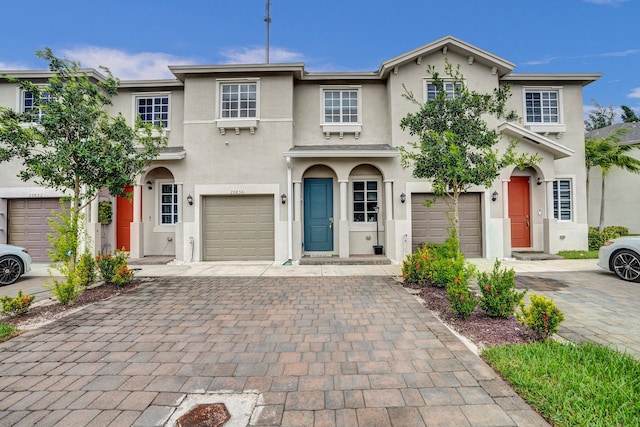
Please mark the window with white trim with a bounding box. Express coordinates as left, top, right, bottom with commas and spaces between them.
160, 183, 179, 224
22, 91, 54, 122
323, 89, 359, 123
136, 94, 170, 127
353, 180, 378, 222
552, 179, 572, 221
525, 89, 559, 124
425, 81, 462, 101
220, 83, 257, 118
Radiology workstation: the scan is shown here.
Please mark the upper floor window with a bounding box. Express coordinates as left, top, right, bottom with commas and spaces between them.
425, 81, 462, 101
160, 183, 179, 225
221, 83, 257, 118
525, 89, 559, 124
22, 91, 54, 122
136, 94, 169, 127
552, 179, 572, 221
324, 89, 359, 124
353, 180, 378, 222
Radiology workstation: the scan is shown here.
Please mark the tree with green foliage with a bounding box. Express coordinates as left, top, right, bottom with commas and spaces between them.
584, 99, 615, 131
585, 127, 640, 231
399, 61, 538, 254
620, 105, 639, 123
0, 48, 165, 282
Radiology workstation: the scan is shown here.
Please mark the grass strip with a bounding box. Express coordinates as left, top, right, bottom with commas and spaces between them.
0, 323, 18, 342
482, 341, 640, 426
557, 250, 599, 259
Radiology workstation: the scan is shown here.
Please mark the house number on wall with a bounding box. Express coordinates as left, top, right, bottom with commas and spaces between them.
230, 190, 244, 195
29, 193, 44, 198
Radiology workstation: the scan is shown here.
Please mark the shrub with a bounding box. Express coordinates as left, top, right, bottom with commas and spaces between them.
0, 291, 35, 316
46, 275, 82, 305
75, 251, 97, 288
518, 293, 564, 340
431, 255, 466, 288
96, 250, 134, 286
588, 226, 629, 251
478, 260, 527, 318
446, 263, 477, 319
402, 245, 433, 286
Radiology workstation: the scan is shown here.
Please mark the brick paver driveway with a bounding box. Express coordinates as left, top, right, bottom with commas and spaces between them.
0, 277, 547, 426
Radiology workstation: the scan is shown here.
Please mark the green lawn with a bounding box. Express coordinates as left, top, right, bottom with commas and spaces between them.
557, 250, 599, 259
483, 342, 640, 426
0, 323, 18, 342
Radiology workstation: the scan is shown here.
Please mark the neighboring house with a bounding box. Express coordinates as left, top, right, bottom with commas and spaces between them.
586, 122, 640, 233
0, 36, 599, 263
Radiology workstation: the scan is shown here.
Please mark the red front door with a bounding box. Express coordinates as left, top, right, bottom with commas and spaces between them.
116, 186, 134, 251
508, 177, 531, 248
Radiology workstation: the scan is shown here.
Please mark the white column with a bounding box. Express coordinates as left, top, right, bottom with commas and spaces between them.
133, 184, 142, 223
384, 180, 393, 220
339, 180, 348, 221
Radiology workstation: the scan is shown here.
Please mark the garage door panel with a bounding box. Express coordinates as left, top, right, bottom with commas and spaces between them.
8, 198, 63, 262
411, 193, 482, 258
203, 195, 274, 261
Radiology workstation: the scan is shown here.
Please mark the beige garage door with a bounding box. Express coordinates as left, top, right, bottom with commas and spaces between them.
203, 195, 274, 261
411, 193, 482, 258
8, 198, 63, 262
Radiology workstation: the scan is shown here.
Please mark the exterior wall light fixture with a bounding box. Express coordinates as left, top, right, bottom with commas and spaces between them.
187, 194, 193, 205
146, 180, 152, 190
537, 177, 542, 185
491, 191, 499, 202
281, 193, 287, 204
400, 193, 406, 203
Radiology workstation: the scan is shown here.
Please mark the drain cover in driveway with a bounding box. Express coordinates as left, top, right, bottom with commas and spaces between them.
177, 403, 230, 426
167, 393, 259, 427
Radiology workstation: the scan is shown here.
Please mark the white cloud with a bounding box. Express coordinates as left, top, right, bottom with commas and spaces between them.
0, 61, 29, 70
628, 88, 640, 99
219, 46, 305, 64
61, 47, 195, 80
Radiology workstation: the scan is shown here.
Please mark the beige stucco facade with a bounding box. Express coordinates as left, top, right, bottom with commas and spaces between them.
0, 36, 600, 263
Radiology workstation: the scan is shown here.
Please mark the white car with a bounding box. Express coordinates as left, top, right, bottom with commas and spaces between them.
0, 244, 32, 286
598, 236, 640, 282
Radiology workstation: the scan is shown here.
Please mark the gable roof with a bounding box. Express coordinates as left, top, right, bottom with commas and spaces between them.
378, 35, 516, 78
586, 122, 640, 145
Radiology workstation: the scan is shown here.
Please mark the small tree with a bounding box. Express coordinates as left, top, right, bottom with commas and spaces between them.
399, 61, 538, 253
0, 49, 165, 282
584, 99, 615, 131
620, 105, 639, 123
585, 127, 640, 231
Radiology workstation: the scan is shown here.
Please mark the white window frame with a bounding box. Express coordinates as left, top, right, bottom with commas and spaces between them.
215, 79, 260, 135
423, 80, 462, 102
133, 92, 171, 129
20, 88, 54, 122
155, 180, 181, 230
552, 178, 573, 222
523, 87, 566, 134
350, 177, 382, 229
320, 86, 362, 139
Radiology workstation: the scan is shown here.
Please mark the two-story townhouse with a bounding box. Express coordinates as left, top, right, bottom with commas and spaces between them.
0, 36, 599, 263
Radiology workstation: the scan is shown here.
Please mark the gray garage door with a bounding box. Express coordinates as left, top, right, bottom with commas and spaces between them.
202, 195, 275, 261
411, 193, 482, 258
8, 198, 64, 262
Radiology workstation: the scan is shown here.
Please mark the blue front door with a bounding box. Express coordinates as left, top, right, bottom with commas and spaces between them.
304, 178, 333, 251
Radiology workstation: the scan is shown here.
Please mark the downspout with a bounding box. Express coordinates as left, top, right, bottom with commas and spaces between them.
285, 155, 293, 264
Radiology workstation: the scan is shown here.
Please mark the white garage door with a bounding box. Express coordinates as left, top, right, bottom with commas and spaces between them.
8, 198, 64, 262
411, 193, 482, 258
202, 195, 275, 261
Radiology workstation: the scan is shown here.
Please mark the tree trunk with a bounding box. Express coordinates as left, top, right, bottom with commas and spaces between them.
599, 171, 606, 232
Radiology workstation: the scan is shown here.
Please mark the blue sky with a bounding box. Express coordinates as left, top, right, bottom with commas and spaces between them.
1, 0, 638, 120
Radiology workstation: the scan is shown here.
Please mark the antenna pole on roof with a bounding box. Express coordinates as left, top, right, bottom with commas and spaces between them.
264, 0, 271, 64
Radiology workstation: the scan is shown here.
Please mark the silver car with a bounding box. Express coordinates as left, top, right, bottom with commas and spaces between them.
598, 236, 640, 282
0, 244, 32, 286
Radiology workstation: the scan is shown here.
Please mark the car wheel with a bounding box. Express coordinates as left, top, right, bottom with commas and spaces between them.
0, 256, 23, 286
612, 250, 640, 283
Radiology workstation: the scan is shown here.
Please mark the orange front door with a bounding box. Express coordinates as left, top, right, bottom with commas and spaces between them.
116, 186, 134, 251
508, 177, 531, 248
